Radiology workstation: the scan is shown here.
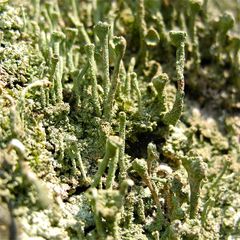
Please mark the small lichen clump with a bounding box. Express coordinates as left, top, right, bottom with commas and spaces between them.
0, 0, 239, 239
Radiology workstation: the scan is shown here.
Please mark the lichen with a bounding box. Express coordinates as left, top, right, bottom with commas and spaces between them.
0, 0, 239, 239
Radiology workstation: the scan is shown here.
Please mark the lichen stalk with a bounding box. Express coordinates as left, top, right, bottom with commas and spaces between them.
104, 36, 126, 120
84, 44, 101, 116
94, 22, 111, 106
19, 79, 51, 125
92, 136, 121, 188
163, 31, 186, 125
182, 155, 207, 219
51, 31, 65, 103
152, 73, 169, 113
137, 0, 147, 67
132, 159, 159, 207
131, 72, 142, 114
188, 0, 202, 69
118, 111, 127, 182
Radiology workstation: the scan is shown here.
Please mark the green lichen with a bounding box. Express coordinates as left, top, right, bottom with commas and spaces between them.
0, 0, 239, 239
